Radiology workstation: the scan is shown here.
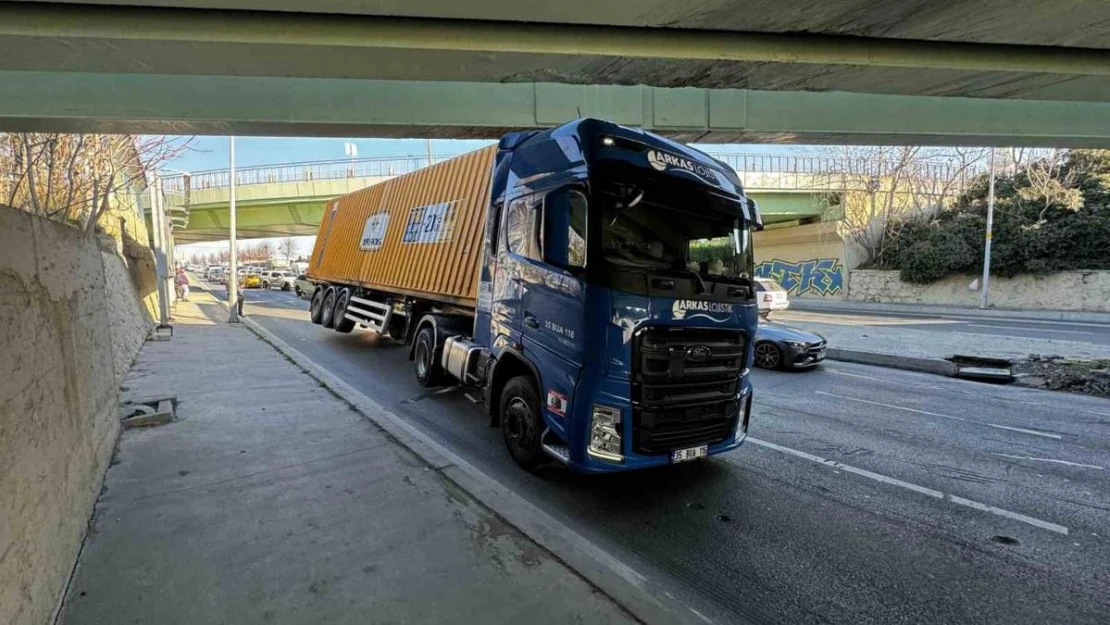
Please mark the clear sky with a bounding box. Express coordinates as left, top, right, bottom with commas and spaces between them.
171, 135, 812, 259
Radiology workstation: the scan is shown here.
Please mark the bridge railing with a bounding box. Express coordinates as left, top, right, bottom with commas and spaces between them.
161, 152, 959, 194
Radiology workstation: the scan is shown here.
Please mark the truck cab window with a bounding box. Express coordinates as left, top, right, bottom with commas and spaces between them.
505, 196, 542, 261
542, 188, 588, 270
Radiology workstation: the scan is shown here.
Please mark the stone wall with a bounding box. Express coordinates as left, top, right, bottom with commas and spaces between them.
0, 204, 155, 625
848, 269, 1110, 312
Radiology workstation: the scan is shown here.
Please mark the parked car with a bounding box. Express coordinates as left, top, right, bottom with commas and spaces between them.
239, 273, 262, 289
754, 277, 789, 319
753, 322, 826, 370
293, 274, 315, 298
262, 270, 295, 291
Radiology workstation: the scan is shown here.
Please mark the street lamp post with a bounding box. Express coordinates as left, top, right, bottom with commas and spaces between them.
980, 148, 997, 309
228, 136, 240, 323
149, 174, 170, 327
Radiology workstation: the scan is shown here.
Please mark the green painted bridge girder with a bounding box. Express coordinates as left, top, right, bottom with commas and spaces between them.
3, 71, 1110, 147
170, 175, 824, 243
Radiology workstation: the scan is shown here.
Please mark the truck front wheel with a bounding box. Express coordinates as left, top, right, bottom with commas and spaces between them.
414, 326, 443, 387
500, 376, 544, 472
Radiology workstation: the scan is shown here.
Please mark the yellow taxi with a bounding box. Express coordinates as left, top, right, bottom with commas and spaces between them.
239, 273, 262, 289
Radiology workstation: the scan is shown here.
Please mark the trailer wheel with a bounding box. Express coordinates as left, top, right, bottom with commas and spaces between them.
309, 288, 326, 324
320, 289, 337, 329
332, 290, 355, 334
500, 376, 544, 472
413, 326, 443, 387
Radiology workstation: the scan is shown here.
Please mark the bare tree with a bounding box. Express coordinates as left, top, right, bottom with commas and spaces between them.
1, 133, 190, 233
815, 145, 988, 266
254, 240, 275, 261
1018, 149, 1082, 218
277, 237, 299, 262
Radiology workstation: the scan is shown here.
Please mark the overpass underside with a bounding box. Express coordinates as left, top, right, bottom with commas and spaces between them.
1, 2, 1109, 146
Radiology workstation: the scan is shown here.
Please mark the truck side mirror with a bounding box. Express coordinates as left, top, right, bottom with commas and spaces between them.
542, 188, 588, 271
747, 197, 764, 231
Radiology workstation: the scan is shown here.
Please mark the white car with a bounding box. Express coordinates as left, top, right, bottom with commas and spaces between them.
293, 274, 315, 298
755, 277, 789, 319
261, 270, 295, 291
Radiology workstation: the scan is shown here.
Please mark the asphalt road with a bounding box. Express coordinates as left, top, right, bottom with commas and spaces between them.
209, 282, 1110, 624
775, 308, 1110, 346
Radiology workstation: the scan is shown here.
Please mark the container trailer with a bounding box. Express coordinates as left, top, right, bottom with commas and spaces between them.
306, 119, 763, 472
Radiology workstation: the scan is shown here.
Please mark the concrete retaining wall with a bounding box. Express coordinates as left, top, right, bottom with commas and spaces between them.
754, 221, 849, 298
0, 204, 155, 625
848, 269, 1110, 312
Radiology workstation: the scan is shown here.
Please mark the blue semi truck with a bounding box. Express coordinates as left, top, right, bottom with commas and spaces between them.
306, 119, 763, 472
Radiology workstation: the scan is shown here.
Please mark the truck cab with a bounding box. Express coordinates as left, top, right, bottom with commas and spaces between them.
426, 119, 762, 472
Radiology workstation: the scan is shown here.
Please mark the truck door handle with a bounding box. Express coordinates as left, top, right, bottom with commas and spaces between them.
523, 313, 539, 329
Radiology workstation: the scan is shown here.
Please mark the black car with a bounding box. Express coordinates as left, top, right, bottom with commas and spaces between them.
754, 322, 827, 370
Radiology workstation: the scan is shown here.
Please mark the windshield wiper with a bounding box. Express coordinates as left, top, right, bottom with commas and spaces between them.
653, 268, 708, 294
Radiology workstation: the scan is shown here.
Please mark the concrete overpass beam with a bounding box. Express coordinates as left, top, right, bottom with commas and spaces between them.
2, 72, 1109, 147
1, 2, 1108, 77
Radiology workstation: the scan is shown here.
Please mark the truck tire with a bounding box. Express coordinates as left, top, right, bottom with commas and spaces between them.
282, 282, 291, 292
500, 376, 544, 472
413, 326, 443, 387
320, 288, 337, 329
309, 288, 325, 324
332, 290, 355, 333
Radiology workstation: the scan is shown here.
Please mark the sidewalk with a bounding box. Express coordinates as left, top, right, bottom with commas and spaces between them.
774, 309, 1110, 364
60, 290, 634, 625
790, 297, 1110, 324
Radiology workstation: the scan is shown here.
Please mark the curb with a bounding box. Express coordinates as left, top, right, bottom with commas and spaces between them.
826, 348, 958, 376
194, 285, 706, 625
790, 300, 1110, 325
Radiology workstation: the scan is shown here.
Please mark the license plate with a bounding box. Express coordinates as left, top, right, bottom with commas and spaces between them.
672, 445, 708, 463
814, 351, 825, 361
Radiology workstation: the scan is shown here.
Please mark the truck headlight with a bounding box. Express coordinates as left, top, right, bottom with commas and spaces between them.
735, 390, 752, 443
588, 405, 623, 462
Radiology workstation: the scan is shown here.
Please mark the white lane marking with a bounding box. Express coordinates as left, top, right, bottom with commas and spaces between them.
750, 438, 944, 498
946, 495, 1069, 535
825, 366, 1046, 408
991, 453, 1106, 470
689, 608, 713, 624
814, 391, 1063, 440
965, 323, 1094, 336
825, 369, 889, 383
748, 438, 1069, 535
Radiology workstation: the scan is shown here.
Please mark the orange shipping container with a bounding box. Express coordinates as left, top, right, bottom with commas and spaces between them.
307, 146, 497, 308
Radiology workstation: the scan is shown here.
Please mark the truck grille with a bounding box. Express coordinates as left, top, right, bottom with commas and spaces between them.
631, 327, 747, 454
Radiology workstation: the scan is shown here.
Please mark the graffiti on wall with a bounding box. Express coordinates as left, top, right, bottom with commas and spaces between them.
755, 258, 845, 296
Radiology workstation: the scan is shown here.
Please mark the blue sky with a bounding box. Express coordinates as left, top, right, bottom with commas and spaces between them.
166, 136, 807, 173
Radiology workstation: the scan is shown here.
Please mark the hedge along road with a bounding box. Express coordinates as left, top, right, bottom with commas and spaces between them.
209, 283, 1110, 625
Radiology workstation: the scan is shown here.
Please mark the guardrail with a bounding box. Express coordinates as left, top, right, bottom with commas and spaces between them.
161, 152, 960, 195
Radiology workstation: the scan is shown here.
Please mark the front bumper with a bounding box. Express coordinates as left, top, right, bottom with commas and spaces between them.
782, 342, 826, 368
554, 375, 753, 474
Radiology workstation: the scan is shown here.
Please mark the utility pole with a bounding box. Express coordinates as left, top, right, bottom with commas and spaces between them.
426, 138, 434, 167
150, 175, 170, 327
227, 136, 240, 323
980, 147, 997, 309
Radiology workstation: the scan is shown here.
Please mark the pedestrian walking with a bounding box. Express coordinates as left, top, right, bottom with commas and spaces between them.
175, 267, 190, 301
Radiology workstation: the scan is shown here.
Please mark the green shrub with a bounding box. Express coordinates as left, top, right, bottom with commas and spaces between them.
881, 149, 1110, 283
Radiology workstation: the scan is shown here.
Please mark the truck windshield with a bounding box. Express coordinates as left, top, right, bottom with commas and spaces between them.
599, 185, 753, 284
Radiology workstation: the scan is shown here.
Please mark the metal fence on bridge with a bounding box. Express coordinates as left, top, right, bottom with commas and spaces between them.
162, 151, 961, 196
